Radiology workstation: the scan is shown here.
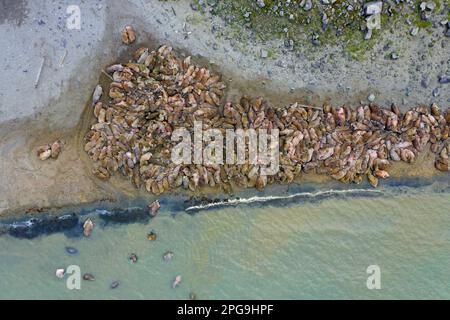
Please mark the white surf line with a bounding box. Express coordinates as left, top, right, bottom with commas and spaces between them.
185, 188, 384, 212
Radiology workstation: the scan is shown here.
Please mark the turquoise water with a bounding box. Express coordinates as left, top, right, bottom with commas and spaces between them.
0, 184, 449, 299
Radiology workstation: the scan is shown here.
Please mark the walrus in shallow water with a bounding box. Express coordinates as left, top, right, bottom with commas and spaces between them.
172, 275, 181, 289
83, 218, 94, 237
148, 200, 161, 217
147, 231, 157, 241
129, 253, 138, 263
163, 251, 174, 262
55, 268, 65, 279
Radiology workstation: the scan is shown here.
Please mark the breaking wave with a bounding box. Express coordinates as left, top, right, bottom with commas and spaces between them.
185, 188, 384, 212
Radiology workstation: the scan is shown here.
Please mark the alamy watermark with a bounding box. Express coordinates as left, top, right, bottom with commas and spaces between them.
66, 5, 81, 30
57, 265, 81, 290
365, 2, 382, 31
366, 265, 381, 290
171, 121, 280, 175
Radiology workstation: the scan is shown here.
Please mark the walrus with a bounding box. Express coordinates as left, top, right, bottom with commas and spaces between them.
172, 275, 181, 289
83, 218, 94, 237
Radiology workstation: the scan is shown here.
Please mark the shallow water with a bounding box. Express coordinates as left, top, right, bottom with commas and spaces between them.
0, 183, 449, 299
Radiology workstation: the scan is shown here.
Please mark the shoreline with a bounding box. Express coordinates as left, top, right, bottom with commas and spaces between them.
1, 173, 449, 239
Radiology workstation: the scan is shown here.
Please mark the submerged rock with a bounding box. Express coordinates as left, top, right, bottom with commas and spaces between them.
65, 246, 78, 254
83, 273, 95, 281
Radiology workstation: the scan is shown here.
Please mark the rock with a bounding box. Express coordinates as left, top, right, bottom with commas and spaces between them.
284, 39, 294, 49
438, 75, 450, 84
419, 2, 427, 11
365, 29, 373, 40
432, 87, 440, 97
311, 35, 321, 46
421, 76, 430, 88
190, 2, 198, 11
368, 93, 376, 102
390, 52, 399, 60
56, 268, 65, 279
303, 0, 312, 11
364, 1, 382, 15
256, 0, 265, 8
110, 281, 120, 289
65, 246, 78, 254
426, 2, 435, 11
410, 27, 419, 36
83, 273, 95, 281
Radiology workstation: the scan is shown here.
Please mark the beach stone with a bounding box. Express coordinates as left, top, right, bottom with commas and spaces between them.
432, 87, 440, 97
364, 1, 382, 15
426, 2, 435, 10
410, 27, 419, 36
303, 0, 312, 11
438, 75, 450, 84
256, 0, 265, 8
421, 76, 430, 88
420, 2, 427, 11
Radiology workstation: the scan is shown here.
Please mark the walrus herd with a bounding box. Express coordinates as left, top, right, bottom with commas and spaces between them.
84, 39, 450, 195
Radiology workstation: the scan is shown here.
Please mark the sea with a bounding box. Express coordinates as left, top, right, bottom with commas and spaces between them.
0, 178, 449, 299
